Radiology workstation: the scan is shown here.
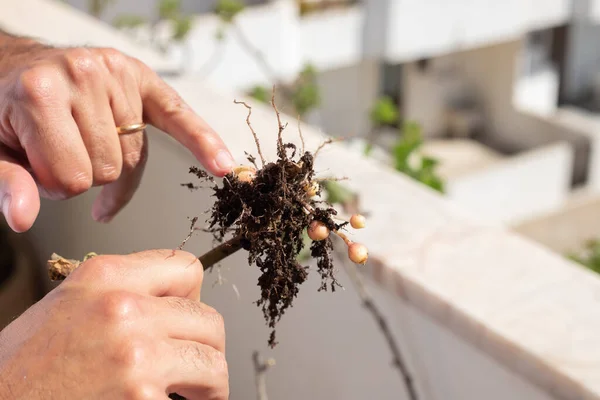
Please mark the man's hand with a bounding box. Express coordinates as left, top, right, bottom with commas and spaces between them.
0, 37, 235, 232
0, 250, 228, 399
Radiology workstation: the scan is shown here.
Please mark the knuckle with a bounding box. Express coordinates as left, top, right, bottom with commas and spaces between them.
112, 337, 150, 371
58, 170, 93, 197
97, 291, 141, 324
94, 163, 121, 185
99, 47, 128, 74
161, 91, 189, 119
64, 48, 99, 83
122, 383, 158, 400
121, 149, 147, 172
73, 254, 116, 281
15, 67, 60, 105
204, 306, 225, 331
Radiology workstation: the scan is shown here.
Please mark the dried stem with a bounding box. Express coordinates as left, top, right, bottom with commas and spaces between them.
315, 176, 349, 183
271, 88, 288, 158
314, 137, 344, 160
47, 236, 245, 281
253, 351, 275, 400
234, 100, 266, 167
334, 239, 419, 400
297, 114, 305, 155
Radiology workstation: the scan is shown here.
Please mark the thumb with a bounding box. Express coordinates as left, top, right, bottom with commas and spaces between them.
0, 149, 40, 233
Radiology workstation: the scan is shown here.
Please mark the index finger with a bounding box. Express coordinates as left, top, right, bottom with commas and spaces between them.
138, 65, 235, 177
68, 249, 204, 301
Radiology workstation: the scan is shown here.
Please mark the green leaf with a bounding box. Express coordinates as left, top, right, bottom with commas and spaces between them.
248, 85, 270, 104
291, 63, 321, 116
567, 239, 600, 274
390, 121, 445, 193
322, 181, 356, 205
158, 0, 181, 20
113, 14, 146, 29
369, 96, 399, 127
88, 0, 115, 18
214, 0, 245, 23
363, 143, 373, 157
171, 15, 193, 41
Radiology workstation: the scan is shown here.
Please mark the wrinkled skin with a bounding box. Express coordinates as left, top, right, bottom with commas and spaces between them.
0, 250, 228, 400
0, 32, 235, 232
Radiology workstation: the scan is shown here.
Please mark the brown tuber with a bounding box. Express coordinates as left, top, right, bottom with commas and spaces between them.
348, 242, 368, 264
350, 214, 366, 229
232, 165, 257, 183
307, 220, 330, 241
305, 180, 320, 197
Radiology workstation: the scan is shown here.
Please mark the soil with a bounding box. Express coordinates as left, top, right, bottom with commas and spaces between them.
184, 100, 345, 347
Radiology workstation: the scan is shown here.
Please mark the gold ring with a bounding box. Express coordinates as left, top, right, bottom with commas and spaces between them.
117, 123, 146, 135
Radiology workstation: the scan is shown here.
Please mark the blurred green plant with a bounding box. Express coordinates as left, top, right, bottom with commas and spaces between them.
113, 14, 146, 29
364, 96, 399, 157
110, 0, 194, 48
567, 239, 600, 274
392, 121, 444, 193
214, 0, 245, 23
88, 0, 114, 18
246, 64, 320, 117
249, 85, 271, 104
370, 96, 399, 127
291, 64, 321, 117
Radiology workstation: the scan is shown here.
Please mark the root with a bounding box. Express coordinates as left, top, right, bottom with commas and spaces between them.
234, 100, 266, 167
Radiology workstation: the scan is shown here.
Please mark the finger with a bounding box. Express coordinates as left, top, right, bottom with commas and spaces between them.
138, 65, 234, 177
92, 78, 146, 223
68, 249, 203, 300
11, 69, 93, 199
148, 297, 225, 352
164, 340, 229, 400
71, 69, 122, 186
91, 132, 147, 223
0, 147, 40, 232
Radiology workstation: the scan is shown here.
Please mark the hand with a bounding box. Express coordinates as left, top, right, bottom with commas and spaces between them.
0, 250, 228, 400
0, 44, 235, 232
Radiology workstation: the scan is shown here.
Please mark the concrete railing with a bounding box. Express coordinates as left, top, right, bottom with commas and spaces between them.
6, 1, 600, 400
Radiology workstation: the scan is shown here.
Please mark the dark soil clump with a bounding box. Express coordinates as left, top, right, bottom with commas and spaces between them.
185, 99, 344, 347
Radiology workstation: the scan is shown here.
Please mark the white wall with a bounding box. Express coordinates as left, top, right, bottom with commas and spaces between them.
447, 142, 574, 225
375, 0, 570, 64
310, 60, 380, 137
299, 5, 364, 72
402, 40, 592, 185
514, 194, 600, 253
513, 67, 560, 116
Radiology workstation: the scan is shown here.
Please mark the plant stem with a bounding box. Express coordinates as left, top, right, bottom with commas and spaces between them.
253, 351, 275, 400
47, 235, 245, 281
198, 234, 244, 270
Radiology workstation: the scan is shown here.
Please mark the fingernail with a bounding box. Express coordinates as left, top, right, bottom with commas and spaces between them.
215, 150, 235, 173
97, 215, 113, 223
1, 194, 11, 218
92, 206, 113, 223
